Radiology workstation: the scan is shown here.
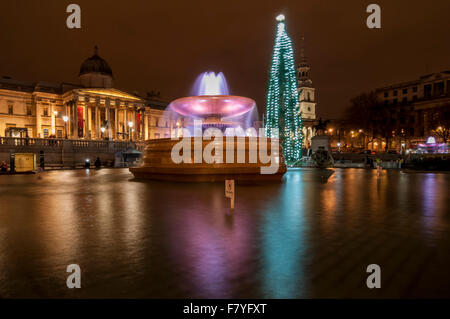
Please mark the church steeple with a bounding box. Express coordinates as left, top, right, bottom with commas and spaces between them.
297, 35, 316, 121
297, 35, 312, 87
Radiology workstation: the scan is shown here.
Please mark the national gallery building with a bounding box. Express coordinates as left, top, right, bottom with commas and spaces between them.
0, 47, 175, 140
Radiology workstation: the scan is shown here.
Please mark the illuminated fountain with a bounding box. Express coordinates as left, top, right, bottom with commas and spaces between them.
130, 72, 286, 182
167, 72, 258, 134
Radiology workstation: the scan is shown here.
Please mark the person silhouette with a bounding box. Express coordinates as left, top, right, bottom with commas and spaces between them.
94, 157, 102, 169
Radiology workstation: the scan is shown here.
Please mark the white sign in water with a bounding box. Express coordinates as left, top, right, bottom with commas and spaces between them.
225, 179, 235, 209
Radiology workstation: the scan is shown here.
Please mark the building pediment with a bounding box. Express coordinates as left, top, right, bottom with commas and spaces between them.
65, 88, 144, 104
419, 70, 450, 81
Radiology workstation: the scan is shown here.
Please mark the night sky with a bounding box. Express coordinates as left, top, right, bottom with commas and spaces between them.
0, 0, 449, 119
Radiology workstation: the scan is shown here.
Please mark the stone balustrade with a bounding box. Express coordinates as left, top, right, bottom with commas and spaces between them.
0, 137, 135, 150
0, 137, 137, 168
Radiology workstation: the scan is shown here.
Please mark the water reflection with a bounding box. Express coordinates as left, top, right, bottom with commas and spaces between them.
261, 170, 306, 298
0, 168, 449, 298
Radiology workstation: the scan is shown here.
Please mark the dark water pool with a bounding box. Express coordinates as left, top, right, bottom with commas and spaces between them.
0, 168, 449, 298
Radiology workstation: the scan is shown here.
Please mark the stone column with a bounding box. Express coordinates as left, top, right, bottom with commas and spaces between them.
133, 108, 137, 141
73, 100, 79, 138
137, 109, 142, 140
35, 100, 42, 138
142, 110, 146, 140
84, 104, 89, 139
114, 105, 119, 140
146, 113, 150, 140
414, 111, 419, 138
106, 99, 112, 140
51, 102, 56, 135
423, 111, 428, 137
95, 105, 100, 139
124, 107, 128, 140
88, 105, 93, 139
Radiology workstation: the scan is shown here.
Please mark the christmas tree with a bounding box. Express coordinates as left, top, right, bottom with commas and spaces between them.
264, 14, 303, 164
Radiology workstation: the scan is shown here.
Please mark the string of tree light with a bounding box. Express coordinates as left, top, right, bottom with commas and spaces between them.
264, 14, 303, 164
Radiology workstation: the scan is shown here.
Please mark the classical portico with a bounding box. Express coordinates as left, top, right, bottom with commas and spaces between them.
60, 47, 149, 141
62, 88, 147, 141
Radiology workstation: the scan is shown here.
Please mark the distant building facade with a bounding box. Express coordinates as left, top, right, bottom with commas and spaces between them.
0, 46, 178, 140
375, 70, 450, 148
297, 37, 317, 149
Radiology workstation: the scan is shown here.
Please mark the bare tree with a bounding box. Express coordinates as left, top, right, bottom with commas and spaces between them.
345, 91, 399, 151
344, 92, 378, 148
430, 104, 450, 143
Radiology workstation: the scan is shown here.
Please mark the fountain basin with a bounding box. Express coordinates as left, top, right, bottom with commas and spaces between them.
168, 95, 255, 118
130, 137, 286, 182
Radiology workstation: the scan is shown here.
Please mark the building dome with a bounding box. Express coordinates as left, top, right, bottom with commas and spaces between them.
79, 46, 113, 77
79, 46, 113, 88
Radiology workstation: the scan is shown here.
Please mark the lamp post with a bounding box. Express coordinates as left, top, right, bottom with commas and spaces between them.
350, 131, 355, 150
101, 127, 105, 139
128, 121, 134, 142
62, 116, 68, 139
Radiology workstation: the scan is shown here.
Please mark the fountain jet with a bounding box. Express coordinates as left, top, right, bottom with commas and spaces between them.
167, 72, 258, 133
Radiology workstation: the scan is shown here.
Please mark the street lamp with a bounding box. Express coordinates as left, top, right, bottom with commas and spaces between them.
128, 121, 134, 142
62, 116, 68, 139
101, 127, 106, 139
337, 142, 341, 152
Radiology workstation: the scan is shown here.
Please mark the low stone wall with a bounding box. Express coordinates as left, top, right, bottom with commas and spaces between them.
0, 137, 135, 168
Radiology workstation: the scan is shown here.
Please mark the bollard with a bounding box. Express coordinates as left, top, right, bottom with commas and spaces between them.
10, 151, 15, 173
